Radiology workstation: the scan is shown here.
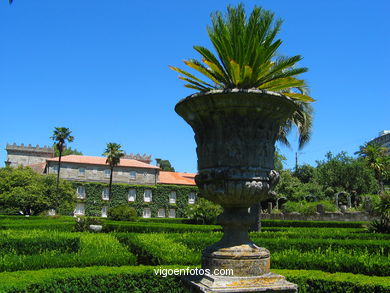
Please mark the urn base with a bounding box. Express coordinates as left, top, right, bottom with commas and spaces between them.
183, 272, 298, 293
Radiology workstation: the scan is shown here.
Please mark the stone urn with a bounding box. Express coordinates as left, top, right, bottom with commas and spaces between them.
175, 89, 298, 292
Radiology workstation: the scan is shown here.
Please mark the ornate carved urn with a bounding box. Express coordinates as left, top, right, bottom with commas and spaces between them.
176, 89, 298, 292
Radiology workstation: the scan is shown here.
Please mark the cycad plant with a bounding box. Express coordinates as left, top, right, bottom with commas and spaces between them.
170, 4, 314, 149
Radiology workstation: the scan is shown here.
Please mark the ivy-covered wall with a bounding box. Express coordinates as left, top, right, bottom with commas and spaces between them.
72, 181, 198, 218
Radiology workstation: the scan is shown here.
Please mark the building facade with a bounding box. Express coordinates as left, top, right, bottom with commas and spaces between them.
369, 130, 390, 151
4, 143, 197, 218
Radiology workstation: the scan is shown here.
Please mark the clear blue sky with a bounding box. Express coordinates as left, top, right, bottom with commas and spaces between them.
1, 0, 389, 173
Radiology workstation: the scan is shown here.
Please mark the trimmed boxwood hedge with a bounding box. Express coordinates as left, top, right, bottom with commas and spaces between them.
0, 266, 389, 293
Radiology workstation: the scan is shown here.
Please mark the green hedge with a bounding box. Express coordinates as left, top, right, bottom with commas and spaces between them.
0, 233, 80, 255
103, 221, 220, 233
274, 269, 390, 293
0, 232, 136, 272
0, 266, 187, 293
73, 182, 197, 218
116, 233, 390, 276
0, 266, 389, 293
261, 219, 368, 228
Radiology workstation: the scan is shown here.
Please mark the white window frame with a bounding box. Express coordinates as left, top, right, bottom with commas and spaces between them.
169, 191, 176, 204
102, 187, 110, 200
169, 208, 176, 218
128, 189, 136, 202
76, 186, 86, 199
74, 203, 85, 216
101, 206, 108, 218
157, 208, 166, 218
93, 168, 98, 174
143, 207, 151, 218
129, 171, 137, 180
144, 189, 152, 202
188, 192, 196, 204
104, 169, 111, 178
52, 165, 58, 174
78, 167, 86, 176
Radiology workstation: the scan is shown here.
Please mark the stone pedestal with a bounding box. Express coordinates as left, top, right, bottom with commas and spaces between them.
183, 273, 297, 292
175, 90, 299, 292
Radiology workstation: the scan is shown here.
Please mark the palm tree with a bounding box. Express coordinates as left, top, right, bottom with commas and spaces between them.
103, 143, 125, 199
356, 143, 390, 194
50, 127, 74, 189
170, 4, 314, 149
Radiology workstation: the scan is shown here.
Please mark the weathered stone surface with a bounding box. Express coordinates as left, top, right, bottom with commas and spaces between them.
183, 273, 298, 292
176, 89, 298, 290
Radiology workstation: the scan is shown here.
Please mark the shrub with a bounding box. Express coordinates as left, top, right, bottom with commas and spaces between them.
368, 193, 390, 233
73, 217, 102, 232
283, 200, 336, 215
185, 198, 222, 224
108, 205, 137, 222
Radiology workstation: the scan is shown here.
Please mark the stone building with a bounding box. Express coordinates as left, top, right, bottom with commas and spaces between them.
46, 155, 160, 185
369, 130, 390, 152
5, 143, 54, 167
4, 143, 197, 218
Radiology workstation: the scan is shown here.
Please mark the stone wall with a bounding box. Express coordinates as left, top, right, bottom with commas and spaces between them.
47, 161, 157, 185
5, 143, 54, 167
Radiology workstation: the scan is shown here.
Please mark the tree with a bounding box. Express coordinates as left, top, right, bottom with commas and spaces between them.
54, 147, 82, 157
170, 3, 314, 149
50, 127, 74, 189
294, 164, 316, 184
356, 143, 390, 194
103, 143, 124, 199
274, 148, 286, 172
0, 166, 75, 215
315, 152, 377, 196
155, 158, 175, 172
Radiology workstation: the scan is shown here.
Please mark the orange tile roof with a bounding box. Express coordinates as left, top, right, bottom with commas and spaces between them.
47, 155, 159, 169
158, 171, 196, 186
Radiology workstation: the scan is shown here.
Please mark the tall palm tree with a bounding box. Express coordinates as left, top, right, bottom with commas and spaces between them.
50, 127, 74, 189
356, 143, 390, 194
103, 143, 125, 199
170, 4, 314, 149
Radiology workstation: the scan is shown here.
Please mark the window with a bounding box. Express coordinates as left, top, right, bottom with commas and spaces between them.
78, 168, 85, 176
74, 203, 85, 216
169, 191, 176, 204
157, 208, 166, 218
169, 209, 176, 218
144, 189, 152, 202
76, 186, 86, 199
128, 189, 136, 202
104, 169, 111, 178
129, 171, 137, 180
143, 208, 151, 218
52, 165, 58, 173
101, 206, 108, 218
188, 193, 196, 204
102, 187, 110, 200
93, 168, 98, 174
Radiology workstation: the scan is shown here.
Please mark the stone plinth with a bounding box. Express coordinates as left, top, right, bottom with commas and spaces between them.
183, 273, 297, 292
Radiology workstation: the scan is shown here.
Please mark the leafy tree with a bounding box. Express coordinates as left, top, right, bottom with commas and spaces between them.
274, 148, 286, 171
155, 158, 175, 172
294, 164, 316, 183
369, 193, 390, 233
103, 143, 124, 199
170, 3, 314, 149
50, 127, 74, 189
0, 166, 75, 215
54, 147, 82, 157
315, 152, 377, 196
356, 143, 390, 194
